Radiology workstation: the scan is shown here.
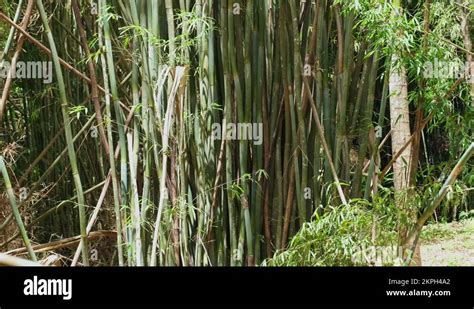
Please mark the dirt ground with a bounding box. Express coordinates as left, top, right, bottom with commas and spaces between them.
420, 219, 474, 266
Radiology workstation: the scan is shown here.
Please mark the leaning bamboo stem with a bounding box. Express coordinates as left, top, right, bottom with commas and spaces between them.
0, 0, 34, 124
303, 77, 348, 205
35, 0, 89, 265
71, 0, 110, 156
0, 0, 23, 63
0, 156, 37, 261
405, 142, 474, 249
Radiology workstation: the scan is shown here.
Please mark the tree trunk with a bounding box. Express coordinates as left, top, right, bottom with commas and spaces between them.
389, 56, 412, 192
389, 1, 421, 265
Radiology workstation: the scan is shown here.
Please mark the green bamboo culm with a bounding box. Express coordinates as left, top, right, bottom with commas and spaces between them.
0, 156, 37, 261
0, 0, 23, 64
0, 0, 471, 268
35, 0, 89, 266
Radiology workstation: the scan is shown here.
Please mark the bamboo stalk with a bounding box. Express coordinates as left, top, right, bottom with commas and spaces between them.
0, 156, 37, 261
405, 143, 474, 250
35, 0, 89, 265
0, 0, 34, 124
71, 0, 110, 156
0, 0, 23, 63
0, 253, 42, 266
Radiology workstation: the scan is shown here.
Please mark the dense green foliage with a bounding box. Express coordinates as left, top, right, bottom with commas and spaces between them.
0, 0, 472, 266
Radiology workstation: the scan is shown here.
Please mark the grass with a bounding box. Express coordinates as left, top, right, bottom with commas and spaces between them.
420, 219, 474, 266
421, 218, 474, 243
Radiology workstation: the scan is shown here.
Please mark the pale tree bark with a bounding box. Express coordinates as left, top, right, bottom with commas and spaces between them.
390, 56, 423, 266
389, 58, 412, 192
389, 0, 421, 265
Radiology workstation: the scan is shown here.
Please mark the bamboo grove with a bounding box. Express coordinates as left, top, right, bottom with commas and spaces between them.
0, 0, 473, 266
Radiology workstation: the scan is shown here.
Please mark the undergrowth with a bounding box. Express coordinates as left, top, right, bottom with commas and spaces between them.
264, 196, 400, 266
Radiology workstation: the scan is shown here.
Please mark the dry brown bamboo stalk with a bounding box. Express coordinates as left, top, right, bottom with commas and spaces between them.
6, 231, 117, 256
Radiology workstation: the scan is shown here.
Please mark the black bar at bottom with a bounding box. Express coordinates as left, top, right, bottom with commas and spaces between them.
0, 267, 472, 307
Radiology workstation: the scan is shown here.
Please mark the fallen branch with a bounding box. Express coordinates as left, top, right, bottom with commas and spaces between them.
6, 231, 117, 256
0, 253, 43, 266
